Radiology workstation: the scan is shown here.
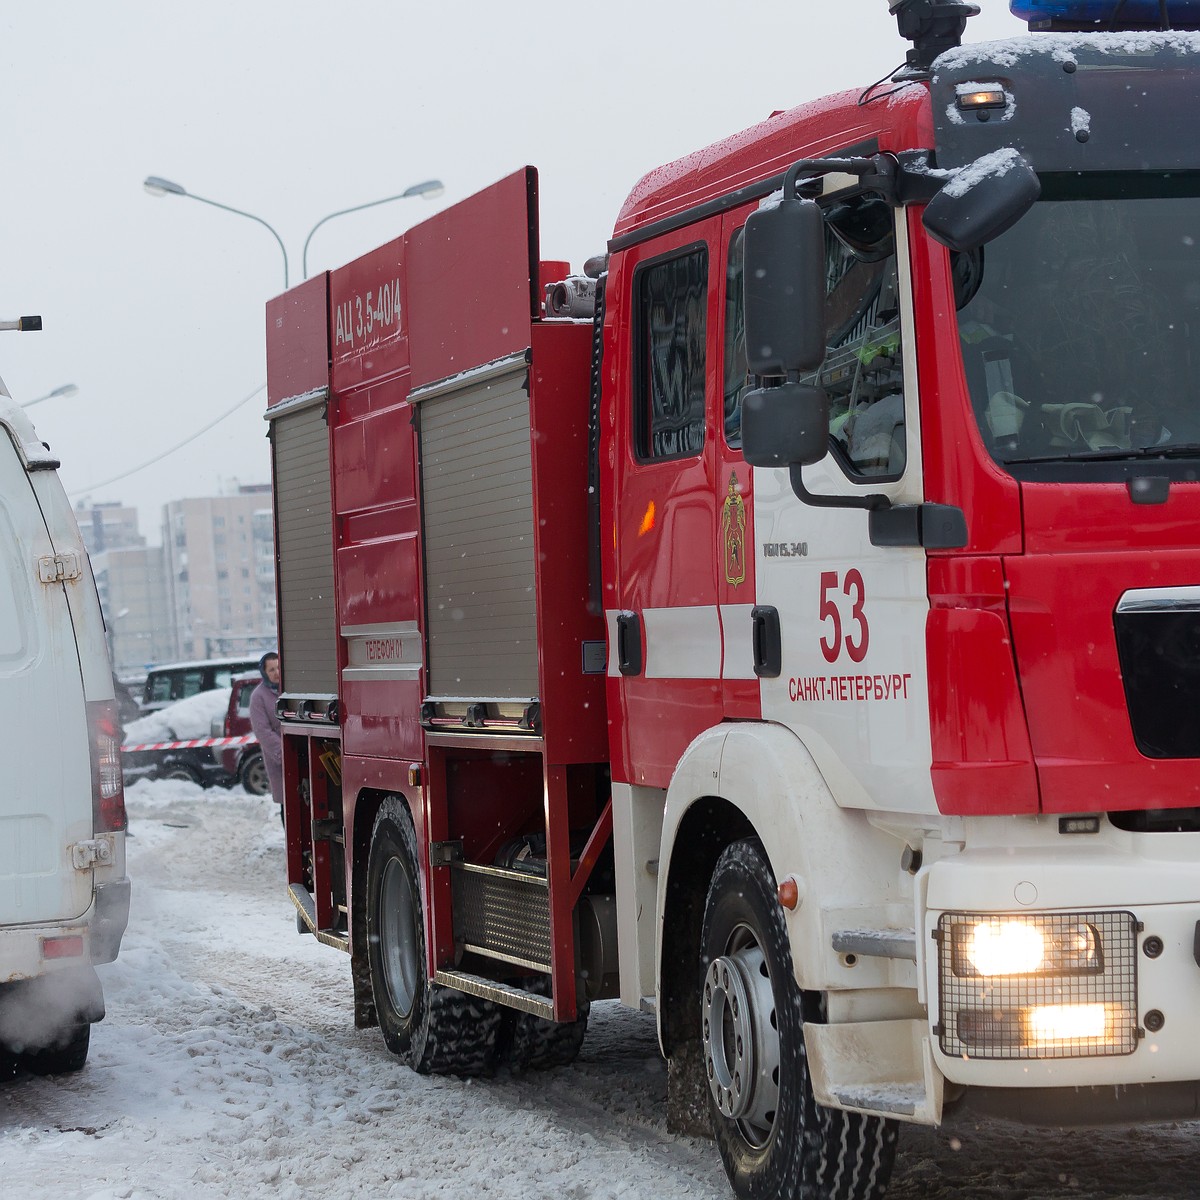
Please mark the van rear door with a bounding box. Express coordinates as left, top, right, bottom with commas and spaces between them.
0, 432, 94, 925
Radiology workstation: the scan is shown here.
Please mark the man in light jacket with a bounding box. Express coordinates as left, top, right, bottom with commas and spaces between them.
249, 651, 284, 816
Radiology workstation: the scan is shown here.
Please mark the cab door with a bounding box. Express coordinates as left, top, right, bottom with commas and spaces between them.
747, 195, 938, 813
607, 218, 723, 789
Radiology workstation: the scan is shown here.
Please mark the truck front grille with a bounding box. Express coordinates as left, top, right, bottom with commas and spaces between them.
1114, 599, 1200, 759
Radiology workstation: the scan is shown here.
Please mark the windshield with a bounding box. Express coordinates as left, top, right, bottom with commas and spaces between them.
954, 176, 1200, 472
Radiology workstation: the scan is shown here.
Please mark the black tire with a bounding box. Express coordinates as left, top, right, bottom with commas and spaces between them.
365, 796, 501, 1076
497, 976, 589, 1072
240, 751, 269, 796
21, 1024, 90, 1076
160, 762, 202, 785
700, 839, 896, 1200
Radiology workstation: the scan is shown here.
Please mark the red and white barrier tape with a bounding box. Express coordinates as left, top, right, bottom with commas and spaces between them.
122, 734, 258, 753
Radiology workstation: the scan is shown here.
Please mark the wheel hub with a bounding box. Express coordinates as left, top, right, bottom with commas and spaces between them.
379, 856, 420, 1018
702, 942, 781, 1142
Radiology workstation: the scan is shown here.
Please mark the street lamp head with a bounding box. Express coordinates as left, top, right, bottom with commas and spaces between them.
402, 179, 445, 201
141, 175, 289, 287
144, 176, 187, 197
20, 382, 79, 409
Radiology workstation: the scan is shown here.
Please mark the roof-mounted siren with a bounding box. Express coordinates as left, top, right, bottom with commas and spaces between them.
888, 0, 981, 80
1010, 1, 1200, 31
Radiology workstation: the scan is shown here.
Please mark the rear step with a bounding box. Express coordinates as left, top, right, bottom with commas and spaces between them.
832, 1082, 926, 1117
288, 883, 349, 952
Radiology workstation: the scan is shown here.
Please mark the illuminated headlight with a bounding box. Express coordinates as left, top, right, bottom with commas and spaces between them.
951, 917, 1103, 977
1027, 1003, 1108, 1043
936, 911, 1138, 1060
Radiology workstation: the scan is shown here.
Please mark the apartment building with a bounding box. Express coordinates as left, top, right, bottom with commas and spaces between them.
161, 485, 277, 660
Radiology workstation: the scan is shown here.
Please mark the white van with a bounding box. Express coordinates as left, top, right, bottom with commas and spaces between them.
0, 386, 129, 1074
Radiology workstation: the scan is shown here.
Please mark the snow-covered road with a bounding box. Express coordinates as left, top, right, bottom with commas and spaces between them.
1, 782, 1197, 1199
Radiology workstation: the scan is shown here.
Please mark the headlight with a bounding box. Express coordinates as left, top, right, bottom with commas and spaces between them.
1027, 1003, 1108, 1043
936, 911, 1138, 1060
951, 918, 1103, 977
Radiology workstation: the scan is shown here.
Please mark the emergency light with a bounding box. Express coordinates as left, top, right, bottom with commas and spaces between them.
1010, 0, 1200, 29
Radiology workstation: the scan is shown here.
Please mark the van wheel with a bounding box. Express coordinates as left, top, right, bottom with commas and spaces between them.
240, 751, 269, 796
21, 1024, 90, 1076
366, 796, 501, 1076
701, 839, 896, 1200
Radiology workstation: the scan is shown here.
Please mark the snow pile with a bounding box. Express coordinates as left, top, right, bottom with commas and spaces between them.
122, 688, 231, 746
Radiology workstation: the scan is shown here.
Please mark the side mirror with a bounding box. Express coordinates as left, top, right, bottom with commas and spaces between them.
743, 198, 826, 375
741, 382, 830, 468
922, 151, 1040, 251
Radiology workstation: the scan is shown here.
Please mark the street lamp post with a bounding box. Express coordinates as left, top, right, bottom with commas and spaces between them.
144, 176, 291, 288
21, 383, 79, 409
301, 179, 444, 278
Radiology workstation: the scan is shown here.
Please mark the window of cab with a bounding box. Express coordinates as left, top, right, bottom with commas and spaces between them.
632, 246, 708, 462
723, 192, 906, 480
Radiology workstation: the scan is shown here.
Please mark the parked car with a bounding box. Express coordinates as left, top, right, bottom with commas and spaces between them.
0, 388, 129, 1075
140, 655, 265, 714
212, 674, 268, 796
122, 689, 235, 789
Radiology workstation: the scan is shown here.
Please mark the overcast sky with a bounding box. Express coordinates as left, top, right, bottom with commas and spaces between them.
0, 1, 1025, 542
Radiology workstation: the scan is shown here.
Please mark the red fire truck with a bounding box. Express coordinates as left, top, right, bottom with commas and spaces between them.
265, 2, 1200, 1195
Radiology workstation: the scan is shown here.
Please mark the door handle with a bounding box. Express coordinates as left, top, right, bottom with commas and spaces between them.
751, 606, 781, 678
616, 611, 643, 677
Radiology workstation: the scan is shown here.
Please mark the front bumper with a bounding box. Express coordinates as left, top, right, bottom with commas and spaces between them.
924, 842, 1200, 1090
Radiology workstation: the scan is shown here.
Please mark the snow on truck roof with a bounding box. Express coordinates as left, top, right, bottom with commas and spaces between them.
937, 30, 1200, 71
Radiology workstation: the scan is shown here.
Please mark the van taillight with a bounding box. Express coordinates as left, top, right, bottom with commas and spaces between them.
88, 699, 127, 832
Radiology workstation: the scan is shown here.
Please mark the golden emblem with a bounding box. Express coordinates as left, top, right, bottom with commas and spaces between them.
722, 473, 747, 587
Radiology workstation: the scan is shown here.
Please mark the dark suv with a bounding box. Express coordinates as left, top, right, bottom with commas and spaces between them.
122, 681, 263, 791
140, 656, 264, 714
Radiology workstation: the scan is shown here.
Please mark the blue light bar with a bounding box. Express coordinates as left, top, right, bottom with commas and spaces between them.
1011, 0, 1200, 28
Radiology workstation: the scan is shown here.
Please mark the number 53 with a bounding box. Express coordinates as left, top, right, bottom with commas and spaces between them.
819, 570, 869, 664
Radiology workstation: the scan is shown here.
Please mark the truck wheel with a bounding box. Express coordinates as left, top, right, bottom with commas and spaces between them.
20, 1023, 90, 1076
700, 839, 896, 1200
240, 751, 269, 796
366, 796, 501, 1077
497, 976, 589, 1071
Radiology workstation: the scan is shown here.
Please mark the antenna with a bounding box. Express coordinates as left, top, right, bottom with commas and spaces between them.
889, 0, 981, 79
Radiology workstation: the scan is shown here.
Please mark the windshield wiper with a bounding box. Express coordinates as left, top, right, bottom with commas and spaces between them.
1006, 443, 1200, 465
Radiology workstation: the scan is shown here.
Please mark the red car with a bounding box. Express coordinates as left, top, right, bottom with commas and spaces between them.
212, 675, 269, 796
